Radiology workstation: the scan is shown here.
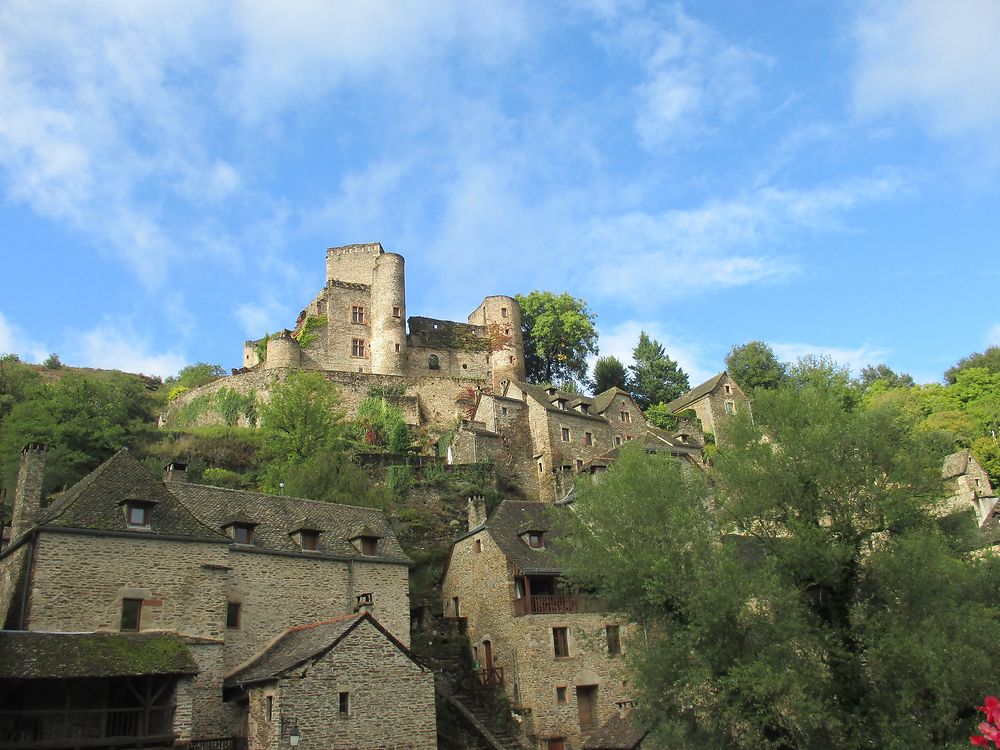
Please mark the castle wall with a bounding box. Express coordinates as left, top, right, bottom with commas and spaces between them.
442, 532, 629, 748
326, 243, 384, 285
404, 344, 490, 380
474, 395, 540, 500
319, 282, 372, 372
468, 295, 526, 389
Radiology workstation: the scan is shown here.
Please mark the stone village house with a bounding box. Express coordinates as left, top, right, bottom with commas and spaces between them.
0, 444, 436, 750
441, 497, 633, 750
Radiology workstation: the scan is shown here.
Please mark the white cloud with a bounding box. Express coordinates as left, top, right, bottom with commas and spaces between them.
986, 323, 1000, 347
854, 0, 1000, 136
593, 319, 713, 388
0, 312, 48, 363
630, 7, 773, 148
770, 342, 889, 377
71, 322, 186, 378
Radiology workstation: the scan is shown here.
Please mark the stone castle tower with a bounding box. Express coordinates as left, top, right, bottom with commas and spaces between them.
243, 243, 526, 388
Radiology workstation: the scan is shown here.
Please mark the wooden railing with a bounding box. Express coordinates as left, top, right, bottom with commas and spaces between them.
0, 705, 175, 748
512, 594, 604, 617
188, 737, 248, 750
475, 666, 505, 688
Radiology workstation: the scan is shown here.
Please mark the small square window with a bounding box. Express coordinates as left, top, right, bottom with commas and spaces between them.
528, 532, 544, 549
561, 427, 570, 442
606, 624, 621, 655
620, 410, 631, 423
395, 343, 400, 352
584, 432, 593, 446
614, 436, 622, 447
352, 339, 366, 357
127, 504, 149, 527
300, 531, 319, 551
351, 305, 365, 324
501, 307, 508, 318
392, 306, 401, 318
556, 686, 567, 704
552, 627, 569, 657
725, 400, 736, 415
227, 602, 241, 630
576, 459, 583, 471
121, 598, 142, 631
361, 537, 378, 556
234, 525, 253, 545
339, 691, 350, 717
501, 406, 508, 416
725, 384, 732, 395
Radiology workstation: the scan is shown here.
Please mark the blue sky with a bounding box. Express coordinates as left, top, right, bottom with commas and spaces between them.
1, 0, 998, 386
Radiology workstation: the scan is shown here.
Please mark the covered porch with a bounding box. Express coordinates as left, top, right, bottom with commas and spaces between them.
0, 631, 198, 750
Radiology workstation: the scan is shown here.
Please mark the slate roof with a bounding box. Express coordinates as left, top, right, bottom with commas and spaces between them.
473, 500, 570, 575
0, 631, 197, 679
225, 612, 422, 688
943, 449, 971, 480
513, 382, 607, 423
35, 450, 224, 541
583, 713, 648, 750
590, 387, 630, 415
167, 482, 410, 563
664, 372, 727, 414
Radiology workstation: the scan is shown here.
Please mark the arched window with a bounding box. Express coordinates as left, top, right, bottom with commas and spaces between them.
428, 354, 440, 370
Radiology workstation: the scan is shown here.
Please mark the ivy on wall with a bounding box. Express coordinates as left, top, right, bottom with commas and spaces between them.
293, 315, 328, 349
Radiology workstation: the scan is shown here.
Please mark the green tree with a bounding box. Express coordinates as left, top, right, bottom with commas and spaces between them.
591, 355, 629, 394
858, 363, 914, 391
628, 331, 689, 409
0, 372, 156, 495
165, 362, 225, 390
515, 291, 598, 384
42, 353, 63, 369
643, 401, 676, 430
0, 354, 42, 426
564, 384, 1000, 749
945, 345, 1000, 384
357, 397, 411, 453
725, 340, 788, 393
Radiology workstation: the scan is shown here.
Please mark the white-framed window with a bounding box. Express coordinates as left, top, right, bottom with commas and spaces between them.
725, 400, 736, 415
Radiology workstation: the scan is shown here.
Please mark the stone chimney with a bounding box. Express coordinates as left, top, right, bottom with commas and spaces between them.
163, 461, 188, 483
11, 443, 47, 540
355, 592, 374, 615
467, 496, 487, 531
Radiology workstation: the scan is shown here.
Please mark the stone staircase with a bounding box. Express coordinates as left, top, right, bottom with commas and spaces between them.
411, 616, 526, 750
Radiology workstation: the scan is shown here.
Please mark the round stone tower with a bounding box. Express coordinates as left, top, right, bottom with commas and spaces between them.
369, 252, 407, 375
471, 295, 525, 390
264, 331, 301, 370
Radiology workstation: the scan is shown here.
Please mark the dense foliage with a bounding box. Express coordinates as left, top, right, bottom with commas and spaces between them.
591, 355, 629, 394
515, 291, 599, 386
725, 340, 788, 393
628, 331, 689, 409
564, 380, 1000, 749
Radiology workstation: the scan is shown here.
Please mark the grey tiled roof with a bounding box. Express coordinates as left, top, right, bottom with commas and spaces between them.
481, 500, 570, 575
942, 449, 970, 479
664, 372, 727, 413
0, 631, 197, 679
37, 450, 224, 541
583, 713, 648, 749
590, 387, 630, 415
514, 382, 607, 423
225, 612, 422, 688
167, 482, 410, 563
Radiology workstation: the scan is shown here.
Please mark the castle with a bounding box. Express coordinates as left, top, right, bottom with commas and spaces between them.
243, 242, 525, 392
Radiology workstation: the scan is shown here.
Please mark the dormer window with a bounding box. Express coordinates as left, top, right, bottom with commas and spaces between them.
349, 527, 382, 556
527, 531, 544, 549
300, 531, 319, 551
556, 400, 567, 410
360, 537, 378, 555
121, 498, 157, 529
289, 518, 324, 552
234, 524, 254, 545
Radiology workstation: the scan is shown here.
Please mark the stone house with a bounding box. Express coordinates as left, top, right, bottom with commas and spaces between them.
0, 444, 433, 749
441, 498, 631, 749
452, 382, 701, 502
227, 611, 435, 750
663, 371, 750, 443
942, 449, 998, 529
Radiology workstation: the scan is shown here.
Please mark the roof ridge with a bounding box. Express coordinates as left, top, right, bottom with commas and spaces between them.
176, 481, 382, 515
40, 448, 131, 524
287, 612, 361, 633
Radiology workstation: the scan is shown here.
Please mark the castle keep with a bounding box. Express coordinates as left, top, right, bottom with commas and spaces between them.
243, 243, 525, 392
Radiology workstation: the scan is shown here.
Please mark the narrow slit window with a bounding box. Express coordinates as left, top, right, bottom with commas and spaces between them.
339, 691, 350, 717
227, 602, 241, 630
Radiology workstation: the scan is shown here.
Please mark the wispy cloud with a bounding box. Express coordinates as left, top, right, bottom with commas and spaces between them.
595, 319, 713, 387
71, 321, 186, 378
771, 341, 889, 377
853, 0, 1000, 137
986, 323, 1000, 348
0, 312, 48, 363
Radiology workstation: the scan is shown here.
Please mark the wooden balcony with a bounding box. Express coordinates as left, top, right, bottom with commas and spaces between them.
475, 667, 505, 688
512, 593, 604, 617
0, 705, 175, 749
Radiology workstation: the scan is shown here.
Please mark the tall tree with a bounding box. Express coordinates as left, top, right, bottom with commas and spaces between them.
725, 340, 788, 393
564, 383, 1000, 749
591, 355, 629, 394
628, 331, 689, 409
858, 363, 915, 391
945, 345, 1000, 384
515, 291, 598, 385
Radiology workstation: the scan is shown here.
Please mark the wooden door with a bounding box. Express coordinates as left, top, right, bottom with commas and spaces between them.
482, 640, 493, 670
577, 685, 597, 728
